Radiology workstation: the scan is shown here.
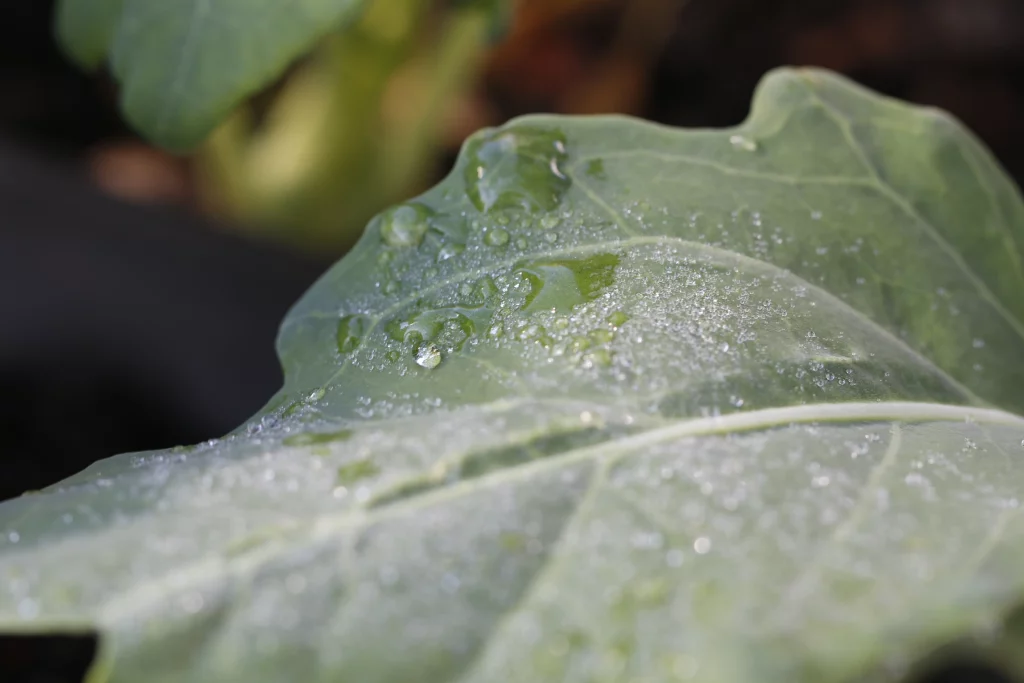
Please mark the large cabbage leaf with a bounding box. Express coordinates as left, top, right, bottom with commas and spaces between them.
3, 68, 1024, 682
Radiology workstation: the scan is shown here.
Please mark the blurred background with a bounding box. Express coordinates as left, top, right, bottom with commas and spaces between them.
1, 0, 1023, 503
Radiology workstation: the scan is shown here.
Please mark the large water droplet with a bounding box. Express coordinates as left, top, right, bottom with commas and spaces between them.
387, 304, 492, 351
485, 227, 510, 247
379, 203, 433, 247
415, 342, 443, 369
465, 126, 571, 213
516, 253, 620, 314
337, 314, 370, 355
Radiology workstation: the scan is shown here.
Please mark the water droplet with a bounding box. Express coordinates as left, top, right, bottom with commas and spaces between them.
415, 342, 443, 369
516, 323, 546, 341
540, 215, 560, 230
606, 310, 629, 327
729, 134, 758, 152
589, 328, 615, 344
336, 314, 370, 355
379, 203, 432, 247
7, 531, 19, 543
516, 253, 620, 314
387, 304, 490, 351
581, 348, 612, 369
487, 322, 504, 338
515, 237, 527, 249
543, 232, 558, 243
437, 243, 465, 261
485, 227, 510, 247
465, 127, 571, 213
718, 342, 730, 353
972, 338, 986, 349
693, 537, 712, 554
568, 336, 591, 353
337, 458, 380, 485
810, 210, 823, 220
383, 280, 400, 295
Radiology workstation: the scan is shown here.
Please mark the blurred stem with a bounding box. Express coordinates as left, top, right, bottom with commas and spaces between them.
196, 0, 488, 255
378, 8, 489, 200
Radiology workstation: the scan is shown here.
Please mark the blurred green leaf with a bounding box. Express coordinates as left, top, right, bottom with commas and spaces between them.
57, 0, 370, 150
2, 68, 1024, 682
55, 0, 125, 69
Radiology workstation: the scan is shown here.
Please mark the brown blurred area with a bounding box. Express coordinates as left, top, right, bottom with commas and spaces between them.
3, 0, 1023, 212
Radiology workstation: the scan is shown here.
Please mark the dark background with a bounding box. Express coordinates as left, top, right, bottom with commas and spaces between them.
1, 0, 1022, 504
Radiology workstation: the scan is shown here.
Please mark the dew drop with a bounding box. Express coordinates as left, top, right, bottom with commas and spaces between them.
379, 204, 432, 247
729, 134, 758, 152
693, 537, 712, 554
437, 243, 465, 261
415, 342, 443, 369
465, 127, 571, 213
485, 227, 510, 247
972, 338, 986, 349
336, 314, 369, 355
568, 336, 591, 353
581, 349, 612, 369
606, 310, 629, 327
539, 217, 559, 234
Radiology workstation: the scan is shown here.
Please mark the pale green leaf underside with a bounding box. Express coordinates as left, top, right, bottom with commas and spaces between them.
2, 68, 1024, 683
55, 0, 367, 149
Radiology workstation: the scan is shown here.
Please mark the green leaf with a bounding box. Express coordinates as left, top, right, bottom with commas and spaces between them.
3, 68, 1024, 682
55, 0, 126, 69
58, 0, 369, 150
